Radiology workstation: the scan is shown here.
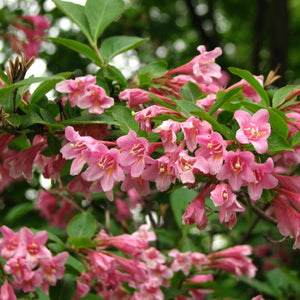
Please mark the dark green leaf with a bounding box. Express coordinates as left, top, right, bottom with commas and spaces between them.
42, 134, 61, 157
0, 69, 10, 86
268, 131, 294, 152
101, 36, 148, 63
241, 101, 264, 113
209, 86, 243, 115
268, 108, 289, 139
45, 37, 103, 66
148, 94, 177, 110
111, 105, 139, 133
66, 255, 85, 274
52, 0, 92, 44
85, 0, 125, 43
272, 85, 300, 108
179, 81, 202, 103
68, 237, 98, 249
217, 110, 234, 125
49, 275, 77, 300
174, 99, 203, 117
67, 212, 97, 238
102, 64, 127, 87
4, 203, 34, 223
40, 108, 57, 124
229, 67, 269, 107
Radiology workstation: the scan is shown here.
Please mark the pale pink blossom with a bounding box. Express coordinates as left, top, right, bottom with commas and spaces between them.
0, 226, 20, 260
252, 295, 265, 300
196, 94, 217, 112
132, 224, 157, 242
141, 247, 166, 269
182, 186, 209, 230
60, 126, 99, 175
235, 109, 271, 154
191, 252, 209, 271
210, 183, 245, 229
149, 263, 173, 286
77, 84, 114, 114
0, 279, 17, 300
153, 119, 181, 152
168, 249, 192, 275
13, 269, 42, 293
217, 150, 255, 191
4, 257, 29, 283
55, 75, 96, 106
115, 198, 131, 221
247, 158, 278, 201
133, 281, 164, 300
181, 117, 212, 152
120, 173, 151, 196
187, 274, 214, 299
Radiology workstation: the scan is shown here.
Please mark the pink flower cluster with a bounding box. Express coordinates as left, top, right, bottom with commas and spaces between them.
70, 224, 256, 299
7, 15, 50, 59
0, 226, 68, 295
56, 75, 114, 114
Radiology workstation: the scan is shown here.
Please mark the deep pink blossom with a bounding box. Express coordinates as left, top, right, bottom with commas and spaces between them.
182, 186, 209, 230
210, 183, 245, 229
117, 129, 155, 177
235, 109, 271, 154
4, 257, 29, 283
247, 158, 278, 201
274, 174, 300, 194
196, 131, 227, 175
153, 119, 181, 152
217, 150, 255, 191
121, 173, 151, 196
15, 227, 51, 268
181, 117, 212, 152
119, 88, 153, 107
13, 269, 42, 293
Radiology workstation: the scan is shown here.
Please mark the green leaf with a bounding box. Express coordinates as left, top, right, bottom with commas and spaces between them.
229, 67, 269, 107
85, 0, 125, 44
61, 113, 118, 126
174, 99, 203, 117
67, 212, 97, 239
292, 131, 300, 146
68, 237, 98, 249
170, 187, 198, 228
209, 86, 243, 115
45, 37, 103, 67
42, 134, 62, 157
102, 64, 127, 87
101, 36, 148, 63
0, 69, 10, 86
52, 0, 92, 44
179, 81, 202, 103
241, 100, 264, 113
4, 202, 34, 223
66, 255, 85, 274
111, 105, 139, 133
49, 275, 77, 300
268, 108, 289, 139
268, 131, 294, 152
148, 94, 177, 110
273, 85, 300, 108
139, 60, 168, 78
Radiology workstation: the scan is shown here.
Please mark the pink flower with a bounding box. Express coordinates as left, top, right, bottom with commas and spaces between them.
235, 109, 271, 154
0, 279, 17, 300
76, 84, 114, 114
134, 281, 164, 300
207, 245, 257, 280
55, 75, 96, 106
82, 146, 124, 198
175, 150, 209, 184
216, 150, 255, 191
168, 249, 192, 275
181, 117, 212, 152
210, 183, 245, 229
0, 226, 20, 260
135, 105, 181, 133
196, 131, 227, 175
119, 88, 153, 108
247, 158, 278, 201
132, 224, 157, 242
115, 198, 131, 221
13, 269, 42, 293
140, 247, 166, 269
153, 119, 181, 152
191, 253, 209, 271
15, 227, 51, 268
117, 129, 155, 177
227, 75, 264, 103
4, 257, 29, 283
60, 126, 99, 175
274, 174, 300, 194
38, 252, 69, 292
182, 186, 209, 230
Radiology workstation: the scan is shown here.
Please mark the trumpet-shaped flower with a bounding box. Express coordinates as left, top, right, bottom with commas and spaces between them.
235, 109, 271, 154
217, 150, 255, 191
